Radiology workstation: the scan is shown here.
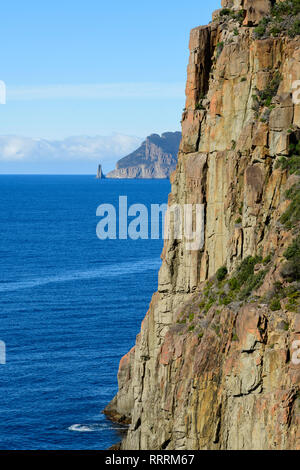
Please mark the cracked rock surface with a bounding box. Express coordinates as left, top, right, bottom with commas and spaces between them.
105, 0, 300, 450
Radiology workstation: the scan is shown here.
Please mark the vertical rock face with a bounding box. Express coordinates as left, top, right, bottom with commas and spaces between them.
221, 0, 272, 25
96, 164, 105, 179
105, 0, 300, 450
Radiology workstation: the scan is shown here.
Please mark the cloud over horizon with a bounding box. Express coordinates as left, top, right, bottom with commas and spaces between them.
0, 134, 143, 174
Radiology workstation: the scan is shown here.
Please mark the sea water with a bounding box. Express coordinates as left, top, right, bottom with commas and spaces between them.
0, 175, 170, 450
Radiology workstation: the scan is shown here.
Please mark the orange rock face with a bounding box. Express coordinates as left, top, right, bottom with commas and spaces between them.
106, 0, 300, 450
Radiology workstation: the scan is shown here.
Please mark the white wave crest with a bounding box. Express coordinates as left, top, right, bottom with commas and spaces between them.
68, 424, 94, 432
68, 422, 128, 432
0, 258, 161, 293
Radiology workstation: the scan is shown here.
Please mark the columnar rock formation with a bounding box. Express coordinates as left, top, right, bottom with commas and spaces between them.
105, 0, 300, 450
106, 132, 181, 179
96, 164, 105, 179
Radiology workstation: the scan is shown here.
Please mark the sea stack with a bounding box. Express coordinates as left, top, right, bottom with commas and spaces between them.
96, 164, 105, 179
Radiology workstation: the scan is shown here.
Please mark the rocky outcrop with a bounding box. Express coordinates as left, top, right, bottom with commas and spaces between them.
106, 132, 181, 179
96, 164, 105, 179
105, 0, 300, 450
221, 0, 272, 26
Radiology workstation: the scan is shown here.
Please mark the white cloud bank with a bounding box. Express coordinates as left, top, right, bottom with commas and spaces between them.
0, 134, 143, 173
7, 82, 185, 101
0, 134, 142, 161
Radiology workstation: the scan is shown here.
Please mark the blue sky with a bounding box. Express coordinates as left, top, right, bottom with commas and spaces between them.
0, 0, 221, 173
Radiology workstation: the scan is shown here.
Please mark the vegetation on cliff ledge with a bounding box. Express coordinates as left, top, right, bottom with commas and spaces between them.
218, 8, 245, 25
282, 235, 300, 282
276, 133, 300, 286
277, 138, 300, 178
177, 235, 299, 334
252, 71, 282, 120
273, 131, 300, 311
254, 0, 300, 39
177, 255, 271, 334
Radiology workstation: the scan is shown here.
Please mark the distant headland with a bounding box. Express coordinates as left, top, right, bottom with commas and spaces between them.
97, 131, 181, 179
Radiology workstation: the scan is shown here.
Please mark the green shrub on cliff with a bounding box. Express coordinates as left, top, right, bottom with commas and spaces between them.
195, 102, 205, 111
216, 266, 228, 281
280, 176, 300, 229
254, 0, 300, 39
284, 236, 300, 260
277, 135, 300, 230
283, 321, 290, 331
232, 330, 239, 342
220, 8, 231, 16
228, 277, 239, 291
252, 72, 281, 111
216, 42, 224, 58
189, 313, 195, 322
270, 298, 281, 311
277, 140, 300, 176
235, 256, 262, 287
281, 236, 300, 282
281, 261, 300, 282
272, 0, 300, 18
288, 19, 300, 37
204, 296, 216, 313
263, 254, 272, 265
196, 255, 269, 317
219, 8, 244, 24
239, 269, 267, 300
254, 17, 271, 38
286, 291, 300, 312
280, 186, 300, 229
212, 324, 221, 336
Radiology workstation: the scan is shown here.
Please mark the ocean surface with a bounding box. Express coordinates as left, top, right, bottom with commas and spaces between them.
0, 175, 170, 450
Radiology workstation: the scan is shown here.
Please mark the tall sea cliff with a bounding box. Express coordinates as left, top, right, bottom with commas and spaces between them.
105, 0, 300, 450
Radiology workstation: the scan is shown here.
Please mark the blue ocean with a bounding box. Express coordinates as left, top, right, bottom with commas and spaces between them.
0, 175, 170, 450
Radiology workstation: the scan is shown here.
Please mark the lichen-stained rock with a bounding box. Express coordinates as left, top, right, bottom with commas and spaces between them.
105, 0, 300, 450
221, 0, 273, 25
104, 346, 135, 424
243, 0, 272, 26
